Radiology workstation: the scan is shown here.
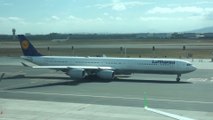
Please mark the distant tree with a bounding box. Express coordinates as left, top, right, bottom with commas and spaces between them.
47, 46, 50, 55
183, 45, 186, 50
120, 46, 123, 51
71, 46, 74, 55
171, 32, 183, 39
152, 46, 155, 51
120, 46, 123, 55
188, 53, 193, 58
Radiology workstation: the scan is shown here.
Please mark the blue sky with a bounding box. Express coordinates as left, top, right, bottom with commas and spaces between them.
0, 0, 213, 34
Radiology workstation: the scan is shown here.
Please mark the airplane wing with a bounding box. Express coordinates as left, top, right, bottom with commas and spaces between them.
32, 66, 113, 70
21, 62, 113, 70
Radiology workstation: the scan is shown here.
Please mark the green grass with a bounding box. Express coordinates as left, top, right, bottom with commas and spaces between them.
1, 38, 213, 45
2, 47, 212, 59
1, 38, 213, 58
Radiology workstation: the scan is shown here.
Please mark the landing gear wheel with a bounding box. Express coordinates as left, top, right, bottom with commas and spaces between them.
176, 74, 181, 82
176, 77, 180, 82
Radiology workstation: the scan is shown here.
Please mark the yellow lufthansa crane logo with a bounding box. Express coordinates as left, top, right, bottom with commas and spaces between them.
21, 40, 29, 49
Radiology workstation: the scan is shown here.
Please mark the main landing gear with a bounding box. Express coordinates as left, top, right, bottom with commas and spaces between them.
176, 74, 181, 82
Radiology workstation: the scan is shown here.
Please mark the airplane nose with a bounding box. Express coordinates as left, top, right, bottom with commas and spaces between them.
191, 66, 197, 72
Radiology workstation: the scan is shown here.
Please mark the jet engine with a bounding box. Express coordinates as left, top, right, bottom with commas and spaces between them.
67, 69, 86, 80
97, 70, 115, 80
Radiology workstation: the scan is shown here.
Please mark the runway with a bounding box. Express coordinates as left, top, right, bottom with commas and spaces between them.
0, 57, 213, 119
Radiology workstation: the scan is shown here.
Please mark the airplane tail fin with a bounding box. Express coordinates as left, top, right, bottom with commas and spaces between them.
17, 35, 42, 56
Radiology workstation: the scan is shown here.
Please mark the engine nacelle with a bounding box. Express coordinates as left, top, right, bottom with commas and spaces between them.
97, 70, 115, 80
67, 69, 86, 80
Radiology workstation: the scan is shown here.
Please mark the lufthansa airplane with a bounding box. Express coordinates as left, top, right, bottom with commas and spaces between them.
17, 35, 196, 82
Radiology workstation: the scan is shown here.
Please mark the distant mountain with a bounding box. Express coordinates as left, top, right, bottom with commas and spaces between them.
188, 26, 213, 33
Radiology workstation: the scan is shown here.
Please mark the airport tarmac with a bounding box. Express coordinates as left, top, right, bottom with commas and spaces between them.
0, 57, 213, 119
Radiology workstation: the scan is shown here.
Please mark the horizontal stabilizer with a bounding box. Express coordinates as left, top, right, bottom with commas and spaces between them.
0, 73, 5, 82
21, 62, 32, 67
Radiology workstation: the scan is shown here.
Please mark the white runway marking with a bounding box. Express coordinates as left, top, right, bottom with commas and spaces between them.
1, 90, 213, 105
187, 77, 213, 83
187, 78, 208, 82
145, 107, 195, 120
210, 77, 213, 83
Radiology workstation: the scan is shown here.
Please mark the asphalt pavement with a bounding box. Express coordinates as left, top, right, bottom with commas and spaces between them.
0, 57, 213, 120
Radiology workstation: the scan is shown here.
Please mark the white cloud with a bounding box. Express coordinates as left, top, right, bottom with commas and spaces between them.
44, 15, 105, 25
0, 16, 28, 34
0, 0, 13, 6
139, 16, 206, 21
51, 16, 60, 20
95, 17, 104, 22
3, 3, 12, 6
68, 15, 79, 20
205, 12, 213, 20
146, 6, 213, 21
103, 12, 109, 16
0, 16, 25, 23
147, 6, 213, 15
109, 16, 123, 21
8, 17, 22, 21
112, 2, 126, 11
39, 16, 106, 33
195, 1, 213, 5
95, 0, 150, 11
140, 17, 171, 21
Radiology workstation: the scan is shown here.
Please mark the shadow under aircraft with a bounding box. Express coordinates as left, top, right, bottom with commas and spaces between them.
5, 74, 191, 90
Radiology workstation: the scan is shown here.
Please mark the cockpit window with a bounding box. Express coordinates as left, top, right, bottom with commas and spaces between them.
187, 63, 192, 66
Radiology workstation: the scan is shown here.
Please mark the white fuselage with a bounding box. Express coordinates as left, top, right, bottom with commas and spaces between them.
22, 56, 196, 75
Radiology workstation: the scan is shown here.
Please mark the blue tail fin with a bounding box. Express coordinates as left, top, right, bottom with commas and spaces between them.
17, 35, 42, 56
